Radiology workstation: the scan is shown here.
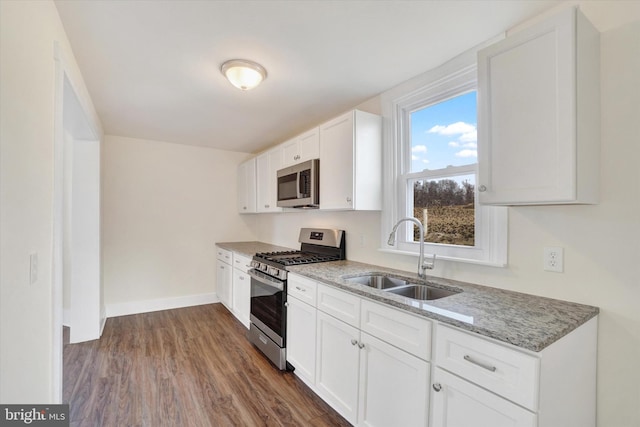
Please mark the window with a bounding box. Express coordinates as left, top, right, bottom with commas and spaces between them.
381, 53, 507, 266
408, 91, 477, 247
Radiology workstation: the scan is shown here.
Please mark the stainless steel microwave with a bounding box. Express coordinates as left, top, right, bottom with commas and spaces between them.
276, 159, 319, 208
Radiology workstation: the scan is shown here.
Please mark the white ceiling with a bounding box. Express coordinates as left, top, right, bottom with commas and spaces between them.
54, 0, 560, 154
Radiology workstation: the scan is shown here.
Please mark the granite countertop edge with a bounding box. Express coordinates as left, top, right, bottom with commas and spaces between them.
216, 242, 599, 353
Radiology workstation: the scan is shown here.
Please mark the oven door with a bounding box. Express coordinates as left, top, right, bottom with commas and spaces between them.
248, 269, 286, 347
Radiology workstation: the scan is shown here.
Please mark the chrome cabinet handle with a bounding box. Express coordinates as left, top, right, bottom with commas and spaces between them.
478, 185, 487, 192
350, 339, 358, 346
284, 302, 289, 307
346, 197, 352, 203
432, 383, 442, 392
295, 286, 306, 292
357, 342, 365, 349
464, 354, 497, 372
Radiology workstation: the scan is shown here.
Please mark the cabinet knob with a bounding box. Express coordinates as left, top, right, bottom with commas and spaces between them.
243, 206, 247, 210
478, 185, 487, 192
346, 197, 352, 203
357, 342, 365, 349
284, 302, 289, 307
432, 383, 442, 392
350, 339, 358, 346
265, 204, 269, 208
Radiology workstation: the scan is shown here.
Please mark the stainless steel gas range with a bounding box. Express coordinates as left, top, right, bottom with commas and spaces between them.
247, 228, 346, 369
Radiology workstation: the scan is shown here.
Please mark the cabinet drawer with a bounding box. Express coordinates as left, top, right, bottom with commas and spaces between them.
233, 254, 252, 273
216, 247, 232, 264
435, 324, 540, 411
287, 273, 318, 307
360, 300, 432, 361
317, 284, 361, 328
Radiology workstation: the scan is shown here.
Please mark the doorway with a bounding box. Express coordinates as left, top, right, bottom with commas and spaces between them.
53, 43, 104, 402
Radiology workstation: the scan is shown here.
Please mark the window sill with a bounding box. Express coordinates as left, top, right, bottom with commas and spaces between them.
377, 247, 507, 268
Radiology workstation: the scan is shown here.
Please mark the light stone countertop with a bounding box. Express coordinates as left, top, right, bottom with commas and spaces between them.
216, 241, 599, 352
216, 241, 294, 258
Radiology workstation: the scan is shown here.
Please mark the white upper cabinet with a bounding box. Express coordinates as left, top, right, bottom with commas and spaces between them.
319, 110, 382, 210
256, 146, 283, 213
237, 158, 256, 214
282, 127, 320, 167
477, 7, 600, 205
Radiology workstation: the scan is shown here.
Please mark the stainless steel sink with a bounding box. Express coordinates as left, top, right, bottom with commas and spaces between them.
344, 274, 407, 289
384, 284, 460, 300
343, 274, 460, 301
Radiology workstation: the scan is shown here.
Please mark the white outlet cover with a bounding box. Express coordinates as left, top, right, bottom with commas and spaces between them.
543, 247, 563, 273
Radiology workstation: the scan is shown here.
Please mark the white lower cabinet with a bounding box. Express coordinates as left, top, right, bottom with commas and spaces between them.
215, 247, 233, 310
431, 320, 598, 427
431, 368, 536, 427
231, 253, 251, 328
358, 332, 429, 427
284, 277, 597, 427
310, 283, 431, 426
286, 294, 317, 386
316, 311, 361, 423
231, 268, 250, 328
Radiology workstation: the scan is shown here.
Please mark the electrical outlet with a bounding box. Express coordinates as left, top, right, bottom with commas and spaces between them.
543, 247, 563, 273
30, 253, 38, 285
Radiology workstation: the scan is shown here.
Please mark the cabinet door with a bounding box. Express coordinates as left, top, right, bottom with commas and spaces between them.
237, 158, 256, 213
216, 260, 232, 311
431, 368, 536, 427
286, 296, 317, 386
297, 127, 320, 162
256, 148, 283, 212
282, 137, 299, 167
316, 311, 360, 424
358, 332, 429, 427
320, 111, 354, 210
478, 7, 598, 205
232, 268, 250, 328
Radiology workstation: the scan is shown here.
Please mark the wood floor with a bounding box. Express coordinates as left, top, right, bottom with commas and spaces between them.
63, 303, 350, 427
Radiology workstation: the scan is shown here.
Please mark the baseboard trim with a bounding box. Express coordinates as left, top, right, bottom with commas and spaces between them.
106, 292, 219, 318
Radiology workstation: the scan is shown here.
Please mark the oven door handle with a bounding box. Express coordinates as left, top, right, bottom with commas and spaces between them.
248, 269, 284, 291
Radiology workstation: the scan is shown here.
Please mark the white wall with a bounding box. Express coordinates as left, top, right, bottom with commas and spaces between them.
0, 0, 101, 402
249, 10, 640, 427
102, 135, 256, 314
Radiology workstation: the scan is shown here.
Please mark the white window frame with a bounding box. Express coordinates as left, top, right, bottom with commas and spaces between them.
380, 47, 507, 267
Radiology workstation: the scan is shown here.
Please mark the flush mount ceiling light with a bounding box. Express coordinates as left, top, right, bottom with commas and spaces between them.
221, 59, 267, 91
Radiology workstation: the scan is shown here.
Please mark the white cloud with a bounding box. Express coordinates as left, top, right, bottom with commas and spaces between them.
455, 149, 477, 158
412, 154, 418, 161
448, 141, 460, 148
429, 121, 476, 136
412, 144, 427, 153
463, 142, 477, 149
460, 130, 477, 143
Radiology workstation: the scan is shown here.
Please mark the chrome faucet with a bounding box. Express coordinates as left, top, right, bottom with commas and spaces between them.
387, 217, 436, 278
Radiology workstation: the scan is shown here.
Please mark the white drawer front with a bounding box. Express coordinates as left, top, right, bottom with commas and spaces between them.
360, 300, 432, 361
233, 254, 252, 273
287, 273, 318, 307
317, 284, 361, 328
435, 324, 540, 411
216, 247, 232, 264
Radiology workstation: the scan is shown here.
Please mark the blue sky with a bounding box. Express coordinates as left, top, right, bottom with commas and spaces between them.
410, 91, 477, 172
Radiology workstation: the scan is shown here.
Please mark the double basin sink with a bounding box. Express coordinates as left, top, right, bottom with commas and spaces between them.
343, 273, 460, 301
